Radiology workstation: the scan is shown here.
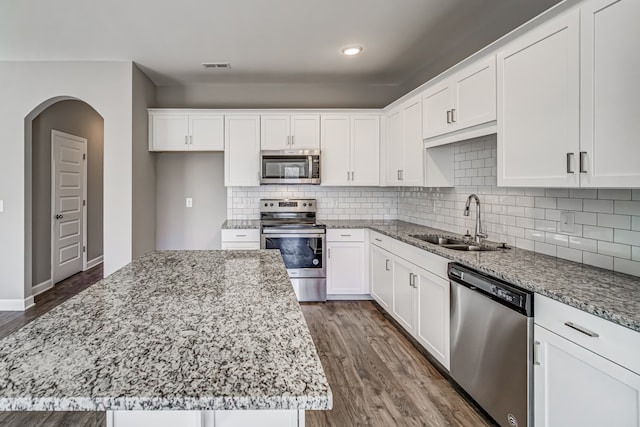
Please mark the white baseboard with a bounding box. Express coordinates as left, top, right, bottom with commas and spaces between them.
86, 255, 104, 270
32, 279, 53, 297
0, 296, 35, 311
327, 294, 373, 301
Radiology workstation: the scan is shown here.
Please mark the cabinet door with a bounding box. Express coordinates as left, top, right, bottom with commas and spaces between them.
327, 241, 366, 295
415, 267, 450, 369
150, 114, 189, 151
189, 114, 224, 151
224, 116, 260, 186
370, 245, 393, 310
290, 115, 320, 149
392, 257, 415, 334
453, 56, 496, 131
261, 115, 290, 150
534, 325, 640, 427
385, 109, 404, 185
402, 96, 424, 186
351, 115, 380, 186
497, 11, 580, 187
422, 82, 453, 139
320, 115, 350, 186
580, 0, 640, 187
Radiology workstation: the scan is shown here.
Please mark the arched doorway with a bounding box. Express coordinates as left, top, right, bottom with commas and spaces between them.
25, 97, 104, 298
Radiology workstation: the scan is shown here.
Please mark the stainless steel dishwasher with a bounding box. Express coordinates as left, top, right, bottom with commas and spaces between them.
449, 263, 534, 427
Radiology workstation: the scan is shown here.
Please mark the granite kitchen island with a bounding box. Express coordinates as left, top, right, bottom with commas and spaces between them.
0, 251, 332, 427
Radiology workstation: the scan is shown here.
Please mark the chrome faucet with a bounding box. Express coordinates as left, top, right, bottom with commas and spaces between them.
464, 194, 487, 244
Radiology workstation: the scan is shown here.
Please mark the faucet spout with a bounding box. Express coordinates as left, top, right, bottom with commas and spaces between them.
464, 194, 487, 244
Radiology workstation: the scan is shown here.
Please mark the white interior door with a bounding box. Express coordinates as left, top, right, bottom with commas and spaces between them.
52, 130, 86, 284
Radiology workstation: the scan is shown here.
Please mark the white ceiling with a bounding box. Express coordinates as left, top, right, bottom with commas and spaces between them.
0, 0, 562, 105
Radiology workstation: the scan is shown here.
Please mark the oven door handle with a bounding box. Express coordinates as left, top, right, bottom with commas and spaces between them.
261, 233, 326, 239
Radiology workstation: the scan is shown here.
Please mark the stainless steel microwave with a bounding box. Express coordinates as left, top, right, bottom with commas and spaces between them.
260, 150, 320, 185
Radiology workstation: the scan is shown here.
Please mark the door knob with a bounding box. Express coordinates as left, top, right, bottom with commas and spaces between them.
55, 214, 63, 219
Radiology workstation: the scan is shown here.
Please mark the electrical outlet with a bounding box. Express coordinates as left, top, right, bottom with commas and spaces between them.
560, 211, 575, 233
186, 198, 193, 208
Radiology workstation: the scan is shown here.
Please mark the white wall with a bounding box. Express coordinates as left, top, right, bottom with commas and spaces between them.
0, 61, 133, 308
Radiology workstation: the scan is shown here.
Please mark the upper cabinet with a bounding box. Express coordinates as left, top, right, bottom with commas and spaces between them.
497, 11, 581, 187
224, 115, 260, 186
260, 114, 320, 150
149, 110, 224, 151
321, 114, 380, 186
422, 56, 496, 144
385, 95, 424, 186
498, 0, 640, 188
580, 0, 640, 187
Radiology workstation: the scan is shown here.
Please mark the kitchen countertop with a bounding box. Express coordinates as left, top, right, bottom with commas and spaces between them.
0, 250, 332, 411
221, 219, 640, 332
221, 219, 261, 229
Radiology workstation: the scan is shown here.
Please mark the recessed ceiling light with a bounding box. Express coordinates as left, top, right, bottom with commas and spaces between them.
341, 46, 363, 56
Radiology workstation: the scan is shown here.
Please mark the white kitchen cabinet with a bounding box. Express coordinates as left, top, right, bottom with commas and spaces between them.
321, 115, 380, 186
422, 56, 496, 143
415, 267, 450, 369
580, 0, 640, 187
326, 229, 367, 296
384, 95, 423, 186
224, 116, 260, 187
221, 229, 260, 250
149, 111, 224, 151
261, 114, 320, 150
497, 10, 580, 187
392, 256, 416, 335
534, 325, 640, 427
369, 244, 393, 310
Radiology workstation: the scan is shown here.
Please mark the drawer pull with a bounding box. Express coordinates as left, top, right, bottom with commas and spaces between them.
375, 238, 382, 242
235, 234, 246, 237
533, 341, 541, 365
564, 321, 599, 338
340, 234, 352, 237
385, 259, 390, 271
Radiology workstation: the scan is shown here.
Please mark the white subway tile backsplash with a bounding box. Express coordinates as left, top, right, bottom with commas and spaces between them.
516, 238, 535, 251
534, 219, 556, 232
634, 217, 640, 231
574, 211, 597, 226
583, 199, 614, 213
546, 232, 568, 247
634, 190, 640, 201
557, 198, 582, 211
583, 252, 614, 270
614, 258, 640, 277
569, 236, 598, 253
597, 213, 631, 230
583, 225, 614, 242
570, 188, 598, 199
545, 209, 561, 222
614, 201, 640, 216
535, 242, 557, 257
598, 189, 632, 200
598, 241, 631, 259
557, 246, 583, 263
535, 197, 556, 209
633, 246, 640, 262
546, 188, 569, 198
525, 229, 545, 242
614, 229, 640, 246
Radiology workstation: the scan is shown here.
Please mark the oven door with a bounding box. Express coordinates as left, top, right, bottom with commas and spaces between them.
261, 232, 326, 278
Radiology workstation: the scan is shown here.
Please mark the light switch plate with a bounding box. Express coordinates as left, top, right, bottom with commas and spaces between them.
186, 198, 193, 208
560, 211, 575, 233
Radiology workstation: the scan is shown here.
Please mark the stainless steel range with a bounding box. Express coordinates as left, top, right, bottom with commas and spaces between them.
260, 199, 326, 302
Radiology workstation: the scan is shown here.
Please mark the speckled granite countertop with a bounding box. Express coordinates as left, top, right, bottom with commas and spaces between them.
0, 251, 332, 411
222, 220, 261, 229
322, 220, 640, 333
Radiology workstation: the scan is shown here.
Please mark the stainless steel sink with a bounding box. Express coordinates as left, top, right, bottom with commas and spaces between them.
410, 234, 498, 252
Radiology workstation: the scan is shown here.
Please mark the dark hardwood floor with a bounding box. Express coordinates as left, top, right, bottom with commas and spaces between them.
302, 301, 492, 427
1, 270, 489, 426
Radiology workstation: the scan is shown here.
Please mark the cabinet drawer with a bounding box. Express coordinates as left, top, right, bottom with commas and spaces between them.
327, 229, 365, 242
535, 294, 640, 375
221, 229, 260, 243
369, 231, 393, 251
392, 239, 448, 280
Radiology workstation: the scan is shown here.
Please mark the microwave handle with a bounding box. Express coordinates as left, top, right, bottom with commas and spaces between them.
308, 155, 313, 179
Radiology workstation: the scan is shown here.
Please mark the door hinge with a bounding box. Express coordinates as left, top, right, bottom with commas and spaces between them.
83, 153, 86, 160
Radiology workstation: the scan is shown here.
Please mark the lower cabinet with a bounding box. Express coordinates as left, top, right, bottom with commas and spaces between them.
221, 229, 260, 250
534, 325, 640, 427
326, 230, 367, 296
370, 234, 450, 370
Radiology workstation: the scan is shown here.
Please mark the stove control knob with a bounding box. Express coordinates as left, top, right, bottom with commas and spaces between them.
309, 202, 313, 206
303, 203, 307, 207
270, 203, 273, 207
264, 203, 268, 207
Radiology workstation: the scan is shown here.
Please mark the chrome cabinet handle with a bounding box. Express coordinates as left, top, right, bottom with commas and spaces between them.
385, 259, 390, 271
55, 214, 63, 219
328, 248, 331, 259
565, 321, 599, 337
340, 234, 351, 237
397, 170, 402, 180
446, 110, 451, 124
185, 135, 188, 145
351, 171, 354, 181
533, 341, 541, 365
566, 153, 575, 174
375, 238, 382, 242
579, 152, 587, 173
409, 273, 417, 288
235, 234, 246, 237
347, 171, 350, 181
291, 135, 295, 146
451, 108, 456, 123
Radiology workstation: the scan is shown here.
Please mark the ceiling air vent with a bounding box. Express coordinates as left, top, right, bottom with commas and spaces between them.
202, 62, 231, 69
